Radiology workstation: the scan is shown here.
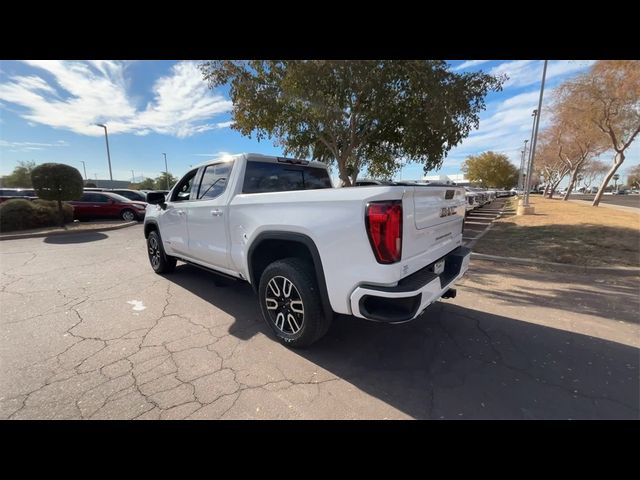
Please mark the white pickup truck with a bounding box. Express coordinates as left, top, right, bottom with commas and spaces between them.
144, 153, 470, 347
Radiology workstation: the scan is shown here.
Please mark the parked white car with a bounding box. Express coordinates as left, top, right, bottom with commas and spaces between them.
144, 153, 470, 347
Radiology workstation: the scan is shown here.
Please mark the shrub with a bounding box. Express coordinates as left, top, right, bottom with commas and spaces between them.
32, 199, 74, 223
0, 199, 74, 232
31, 163, 83, 227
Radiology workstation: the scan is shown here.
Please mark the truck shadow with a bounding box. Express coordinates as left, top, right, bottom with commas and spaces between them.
167, 263, 639, 419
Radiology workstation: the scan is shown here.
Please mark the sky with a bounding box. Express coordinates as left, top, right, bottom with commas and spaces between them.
0, 60, 638, 185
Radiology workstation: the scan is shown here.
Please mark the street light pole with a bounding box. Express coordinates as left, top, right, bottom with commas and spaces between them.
131, 170, 135, 183
521, 61, 548, 214
524, 109, 538, 192
96, 124, 113, 181
518, 139, 528, 190
80, 161, 87, 181
162, 153, 169, 189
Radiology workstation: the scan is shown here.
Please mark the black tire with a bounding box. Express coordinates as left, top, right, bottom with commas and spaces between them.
121, 209, 136, 221
147, 230, 177, 274
258, 258, 332, 348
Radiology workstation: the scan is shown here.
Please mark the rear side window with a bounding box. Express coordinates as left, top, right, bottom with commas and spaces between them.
198, 162, 232, 200
113, 190, 137, 200
81, 193, 99, 202
242, 161, 331, 194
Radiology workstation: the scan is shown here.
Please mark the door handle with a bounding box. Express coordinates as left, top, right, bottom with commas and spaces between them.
177, 210, 185, 216
210, 209, 223, 216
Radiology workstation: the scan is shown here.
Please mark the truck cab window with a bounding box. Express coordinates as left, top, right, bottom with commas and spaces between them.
198, 162, 233, 200
171, 169, 198, 202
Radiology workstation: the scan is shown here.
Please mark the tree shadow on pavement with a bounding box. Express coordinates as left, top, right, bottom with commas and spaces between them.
462, 262, 640, 324
474, 224, 640, 267
43, 232, 109, 244
165, 264, 639, 419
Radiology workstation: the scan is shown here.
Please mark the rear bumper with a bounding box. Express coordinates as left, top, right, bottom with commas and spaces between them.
349, 246, 471, 322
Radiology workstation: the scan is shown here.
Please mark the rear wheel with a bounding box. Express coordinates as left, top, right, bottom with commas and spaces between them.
147, 230, 176, 274
121, 209, 136, 221
258, 258, 331, 348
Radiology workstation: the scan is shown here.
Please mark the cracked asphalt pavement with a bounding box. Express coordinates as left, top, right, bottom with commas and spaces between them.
1, 226, 638, 419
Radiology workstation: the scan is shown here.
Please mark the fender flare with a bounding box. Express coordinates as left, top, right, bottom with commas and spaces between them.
247, 231, 333, 317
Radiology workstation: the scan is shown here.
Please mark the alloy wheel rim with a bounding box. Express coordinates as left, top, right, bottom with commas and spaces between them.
265, 275, 304, 335
148, 236, 161, 268
123, 211, 135, 221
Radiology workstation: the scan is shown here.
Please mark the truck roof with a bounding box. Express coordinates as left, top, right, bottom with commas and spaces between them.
192, 153, 328, 171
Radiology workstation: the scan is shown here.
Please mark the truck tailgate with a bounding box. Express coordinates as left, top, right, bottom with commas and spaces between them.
402, 186, 466, 274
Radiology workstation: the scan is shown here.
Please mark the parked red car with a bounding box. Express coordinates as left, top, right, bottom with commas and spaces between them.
68, 191, 147, 221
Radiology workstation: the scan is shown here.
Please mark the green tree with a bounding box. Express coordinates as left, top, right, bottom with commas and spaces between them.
30, 163, 83, 227
200, 60, 505, 186
0, 160, 36, 187
462, 151, 519, 189
154, 172, 177, 190
130, 178, 156, 190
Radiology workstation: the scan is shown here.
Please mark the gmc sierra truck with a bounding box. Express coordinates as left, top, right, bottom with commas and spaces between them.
144, 153, 470, 347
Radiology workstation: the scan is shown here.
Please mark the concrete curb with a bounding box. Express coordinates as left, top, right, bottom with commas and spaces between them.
0, 221, 139, 241
471, 252, 640, 274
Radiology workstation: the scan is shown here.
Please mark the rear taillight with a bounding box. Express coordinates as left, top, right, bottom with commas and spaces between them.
366, 200, 403, 264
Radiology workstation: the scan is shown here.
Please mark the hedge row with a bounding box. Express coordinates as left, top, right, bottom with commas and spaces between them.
0, 199, 74, 232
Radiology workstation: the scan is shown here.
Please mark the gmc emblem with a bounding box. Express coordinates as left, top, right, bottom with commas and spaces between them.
440, 206, 457, 218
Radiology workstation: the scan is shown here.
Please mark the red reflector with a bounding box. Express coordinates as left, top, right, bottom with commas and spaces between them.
366, 201, 403, 264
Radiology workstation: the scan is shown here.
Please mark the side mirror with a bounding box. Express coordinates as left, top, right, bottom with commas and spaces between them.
146, 191, 166, 207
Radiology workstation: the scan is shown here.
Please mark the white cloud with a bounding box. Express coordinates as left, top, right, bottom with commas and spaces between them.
454, 60, 491, 71
436, 87, 558, 171
0, 60, 232, 138
134, 62, 232, 137
490, 60, 595, 89
434, 61, 596, 173
0, 139, 70, 152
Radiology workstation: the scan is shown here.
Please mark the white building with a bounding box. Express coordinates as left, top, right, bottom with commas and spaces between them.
422, 173, 470, 186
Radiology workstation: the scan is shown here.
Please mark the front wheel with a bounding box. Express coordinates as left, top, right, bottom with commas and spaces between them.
147, 230, 176, 274
258, 258, 332, 348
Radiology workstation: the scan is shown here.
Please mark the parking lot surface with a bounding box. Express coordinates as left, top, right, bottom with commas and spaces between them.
1, 225, 638, 419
